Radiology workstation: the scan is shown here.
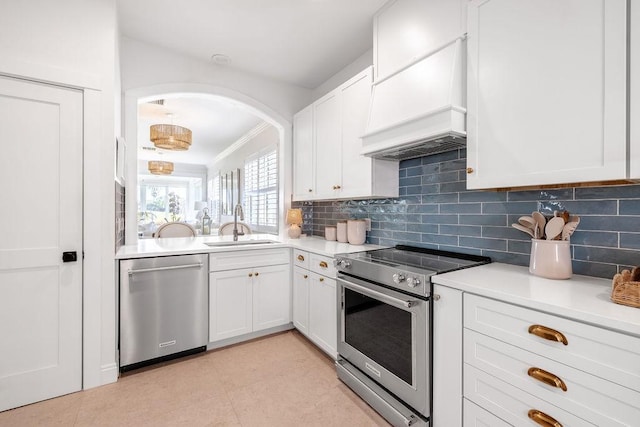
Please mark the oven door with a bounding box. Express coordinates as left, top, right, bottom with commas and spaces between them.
337, 274, 430, 416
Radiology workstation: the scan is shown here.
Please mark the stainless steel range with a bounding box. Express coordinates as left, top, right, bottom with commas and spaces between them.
334, 245, 490, 426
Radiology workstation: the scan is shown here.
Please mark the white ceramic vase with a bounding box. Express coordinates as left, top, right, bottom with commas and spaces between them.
347, 219, 366, 245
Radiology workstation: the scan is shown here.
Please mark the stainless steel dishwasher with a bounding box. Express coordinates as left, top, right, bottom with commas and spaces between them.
119, 254, 208, 371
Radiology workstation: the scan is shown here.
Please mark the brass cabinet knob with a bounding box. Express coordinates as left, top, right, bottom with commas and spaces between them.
308, 189, 312, 192
528, 325, 568, 345
527, 367, 567, 391
336, 185, 341, 189
528, 409, 562, 427
297, 254, 305, 261
319, 277, 324, 282
319, 261, 328, 268
248, 273, 253, 277
466, 167, 474, 174
303, 274, 308, 279
255, 272, 259, 277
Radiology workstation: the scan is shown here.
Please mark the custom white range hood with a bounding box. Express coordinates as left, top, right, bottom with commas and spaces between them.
361, 36, 466, 161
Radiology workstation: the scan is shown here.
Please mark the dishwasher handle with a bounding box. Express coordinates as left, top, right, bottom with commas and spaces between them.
128, 262, 204, 276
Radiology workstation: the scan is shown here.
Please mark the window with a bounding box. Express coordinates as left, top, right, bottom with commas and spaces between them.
243, 147, 278, 234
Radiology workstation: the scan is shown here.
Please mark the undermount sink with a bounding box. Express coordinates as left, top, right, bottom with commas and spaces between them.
204, 240, 278, 247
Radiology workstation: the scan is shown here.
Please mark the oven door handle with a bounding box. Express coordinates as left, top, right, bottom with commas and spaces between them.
339, 278, 420, 309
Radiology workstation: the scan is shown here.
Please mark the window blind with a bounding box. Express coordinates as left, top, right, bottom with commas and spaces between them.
244, 147, 278, 234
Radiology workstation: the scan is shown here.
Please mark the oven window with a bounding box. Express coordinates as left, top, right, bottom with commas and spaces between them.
344, 288, 412, 385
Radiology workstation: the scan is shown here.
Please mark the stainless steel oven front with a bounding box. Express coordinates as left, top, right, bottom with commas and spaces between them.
337, 273, 430, 418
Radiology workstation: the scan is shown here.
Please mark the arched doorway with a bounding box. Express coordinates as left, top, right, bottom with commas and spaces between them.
123, 83, 292, 244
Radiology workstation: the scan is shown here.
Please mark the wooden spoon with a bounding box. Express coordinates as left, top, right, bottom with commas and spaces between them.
532, 212, 546, 239
512, 223, 535, 238
561, 221, 579, 240
545, 217, 565, 240
518, 216, 537, 232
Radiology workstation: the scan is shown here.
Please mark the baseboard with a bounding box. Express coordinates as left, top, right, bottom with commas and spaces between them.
100, 362, 118, 385
207, 323, 294, 350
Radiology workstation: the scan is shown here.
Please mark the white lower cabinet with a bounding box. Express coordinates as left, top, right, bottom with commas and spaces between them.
461, 294, 640, 427
291, 249, 337, 358
463, 399, 511, 427
209, 249, 290, 343
308, 272, 337, 358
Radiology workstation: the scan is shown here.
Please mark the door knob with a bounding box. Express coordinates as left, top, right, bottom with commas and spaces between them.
62, 251, 78, 262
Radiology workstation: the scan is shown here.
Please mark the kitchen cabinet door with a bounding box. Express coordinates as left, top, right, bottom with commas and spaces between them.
432, 285, 463, 427
292, 266, 310, 335
313, 91, 342, 199
631, 1, 640, 179
293, 105, 315, 200
252, 264, 291, 332
308, 273, 337, 359
209, 269, 253, 342
466, 0, 627, 189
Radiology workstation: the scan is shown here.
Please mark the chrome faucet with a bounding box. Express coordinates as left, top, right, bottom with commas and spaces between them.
233, 203, 245, 241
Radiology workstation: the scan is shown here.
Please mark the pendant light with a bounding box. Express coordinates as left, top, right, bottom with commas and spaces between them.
150, 114, 192, 151
148, 160, 174, 175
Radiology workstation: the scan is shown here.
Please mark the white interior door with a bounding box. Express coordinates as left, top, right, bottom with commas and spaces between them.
0, 75, 83, 411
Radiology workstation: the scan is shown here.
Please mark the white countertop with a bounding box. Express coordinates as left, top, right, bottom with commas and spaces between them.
432, 263, 640, 338
115, 234, 383, 259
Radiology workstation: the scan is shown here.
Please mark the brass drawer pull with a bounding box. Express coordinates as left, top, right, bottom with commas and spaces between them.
528, 324, 568, 345
528, 409, 562, 427
297, 254, 305, 261
319, 261, 328, 268
527, 367, 567, 391
319, 277, 324, 282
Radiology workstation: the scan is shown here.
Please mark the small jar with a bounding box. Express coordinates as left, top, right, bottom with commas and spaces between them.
336, 221, 348, 243
325, 226, 337, 241
347, 219, 366, 245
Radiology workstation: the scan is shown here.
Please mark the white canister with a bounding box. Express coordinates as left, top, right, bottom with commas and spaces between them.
325, 226, 337, 241
529, 239, 572, 279
336, 221, 348, 243
347, 219, 366, 245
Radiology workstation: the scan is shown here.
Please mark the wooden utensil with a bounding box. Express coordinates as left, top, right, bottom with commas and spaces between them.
532, 212, 546, 239
545, 217, 565, 240
518, 216, 537, 233
561, 221, 579, 240
512, 223, 535, 238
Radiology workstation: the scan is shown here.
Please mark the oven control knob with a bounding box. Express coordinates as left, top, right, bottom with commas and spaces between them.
392, 273, 406, 284
406, 277, 421, 288
334, 258, 351, 269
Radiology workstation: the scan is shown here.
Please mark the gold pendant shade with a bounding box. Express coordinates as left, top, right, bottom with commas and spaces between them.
150, 124, 192, 151
148, 161, 174, 175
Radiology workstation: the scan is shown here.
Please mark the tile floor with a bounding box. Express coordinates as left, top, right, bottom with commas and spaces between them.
0, 330, 390, 426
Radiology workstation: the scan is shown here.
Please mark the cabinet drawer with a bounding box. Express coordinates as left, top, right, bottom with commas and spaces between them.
465, 329, 640, 426
463, 399, 511, 427
292, 249, 309, 269
209, 248, 290, 272
465, 364, 595, 427
464, 294, 640, 392
309, 253, 336, 277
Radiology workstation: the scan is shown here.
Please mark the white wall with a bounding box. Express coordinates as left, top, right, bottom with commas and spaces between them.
0, 0, 119, 388
120, 37, 313, 121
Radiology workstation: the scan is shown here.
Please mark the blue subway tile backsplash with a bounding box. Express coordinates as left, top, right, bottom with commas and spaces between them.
292, 149, 640, 279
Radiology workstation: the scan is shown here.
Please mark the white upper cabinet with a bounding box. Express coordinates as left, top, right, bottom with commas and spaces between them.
374, 0, 467, 80
292, 66, 398, 201
631, 1, 640, 178
466, 0, 628, 189
292, 105, 314, 201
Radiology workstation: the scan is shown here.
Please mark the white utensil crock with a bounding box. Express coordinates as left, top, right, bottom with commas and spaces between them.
347, 219, 366, 245
529, 239, 572, 279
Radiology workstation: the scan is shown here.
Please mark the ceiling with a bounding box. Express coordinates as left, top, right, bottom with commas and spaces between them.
116, 0, 387, 89
123, 0, 388, 169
